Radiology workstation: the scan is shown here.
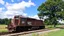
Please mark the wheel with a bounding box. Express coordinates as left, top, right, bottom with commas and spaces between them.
16, 26, 22, 32
39, 26, 45, 29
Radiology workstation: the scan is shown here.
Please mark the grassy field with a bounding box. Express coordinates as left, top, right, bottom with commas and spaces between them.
0, 25, 64, 36
31, 25, 64, 36
32, 29, 64, 36
0, 24, 63, 33
45, 25, 64, 28
44, 29, 64, 36
0, 25, 8, 32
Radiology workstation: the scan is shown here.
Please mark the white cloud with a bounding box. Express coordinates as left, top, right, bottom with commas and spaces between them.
0, 8, 3, 11
0, 0, 4, 4
0, 8, 4, 18
58, 20, 64, 24
63, 0, 64, 1
0, 0, 35, 19
5, 2, 12, 6
28, 15, 41, 20
30, 15, 39, 19
29, 15, 49, 21
3, 10, 27, 18
6, 0, 35, 11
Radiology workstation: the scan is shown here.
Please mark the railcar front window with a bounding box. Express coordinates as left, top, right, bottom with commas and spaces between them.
15, 16, 19, 19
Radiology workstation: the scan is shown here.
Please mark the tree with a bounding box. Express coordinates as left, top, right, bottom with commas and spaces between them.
37, 0, 64, 27
0, 18, 11, 25
3, 18, 11, 25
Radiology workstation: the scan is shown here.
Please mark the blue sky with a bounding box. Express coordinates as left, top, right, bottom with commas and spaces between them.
0, 0, 46, 19
24, 0, 46, 16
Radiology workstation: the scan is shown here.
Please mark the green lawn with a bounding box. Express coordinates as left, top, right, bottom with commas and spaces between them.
45, 25, 64, 28
0, 25, 8, 32
32, 25, 64, 36
32, 29, 64, 36
44, 29, 64, 36
0, 25, 62, 33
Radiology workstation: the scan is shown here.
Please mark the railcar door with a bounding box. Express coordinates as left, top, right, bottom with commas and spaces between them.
14, 16, 19, 25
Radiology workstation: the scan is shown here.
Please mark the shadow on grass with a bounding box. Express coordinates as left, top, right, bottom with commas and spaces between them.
56, 27, 64, 29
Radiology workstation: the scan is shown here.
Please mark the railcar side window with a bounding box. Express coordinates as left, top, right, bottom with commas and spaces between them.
21, 18, 26, 24
22, 21, 25, 23
27, 22, 32, 25
22, 18, 25, 21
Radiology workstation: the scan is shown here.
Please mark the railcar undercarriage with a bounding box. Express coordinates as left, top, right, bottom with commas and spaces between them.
8, 26, 45, 32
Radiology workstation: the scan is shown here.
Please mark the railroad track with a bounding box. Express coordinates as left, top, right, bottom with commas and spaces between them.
0, 29, 49, 36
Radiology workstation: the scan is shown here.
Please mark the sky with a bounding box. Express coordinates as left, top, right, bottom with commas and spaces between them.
0, 0, 46, 19
0, 0, 64, 23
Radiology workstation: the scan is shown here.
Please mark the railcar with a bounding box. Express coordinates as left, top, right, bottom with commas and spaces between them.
7, 15, 45, 32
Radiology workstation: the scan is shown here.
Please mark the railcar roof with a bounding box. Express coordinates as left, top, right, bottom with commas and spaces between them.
15, 15, 43, 21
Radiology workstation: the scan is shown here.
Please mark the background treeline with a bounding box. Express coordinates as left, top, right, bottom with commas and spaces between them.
0, 18, 11, 25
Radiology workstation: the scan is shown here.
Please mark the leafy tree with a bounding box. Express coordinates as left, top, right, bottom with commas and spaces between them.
0, 18, 11, 25
4, 18, 11, 25
37, 0, 64, 27
7, 19, 11, 25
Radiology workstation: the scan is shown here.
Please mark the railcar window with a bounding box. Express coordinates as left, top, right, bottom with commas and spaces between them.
22, 21, 25, 23
15, 16, 19, 19
22, 18, 25, 21
21, 18, 26, 24
27, 22, 32, 25
15, 16, 19, 18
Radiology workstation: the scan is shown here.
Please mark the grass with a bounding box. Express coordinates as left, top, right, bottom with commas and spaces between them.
32, 25, 64, 36
0, 24, 63, 33
0, 25, 8, 32
45, 25, 63, 29
44, 29, 64, 36
45, 25, 62, 28
31, 29, 64, 36
31, 25, 64, 36
0, 24, 61, 32
32, 33, 39, 36
0, 24, 64, 36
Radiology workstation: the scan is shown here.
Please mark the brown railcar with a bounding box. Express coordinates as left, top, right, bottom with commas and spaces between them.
7, 15, 45, 32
